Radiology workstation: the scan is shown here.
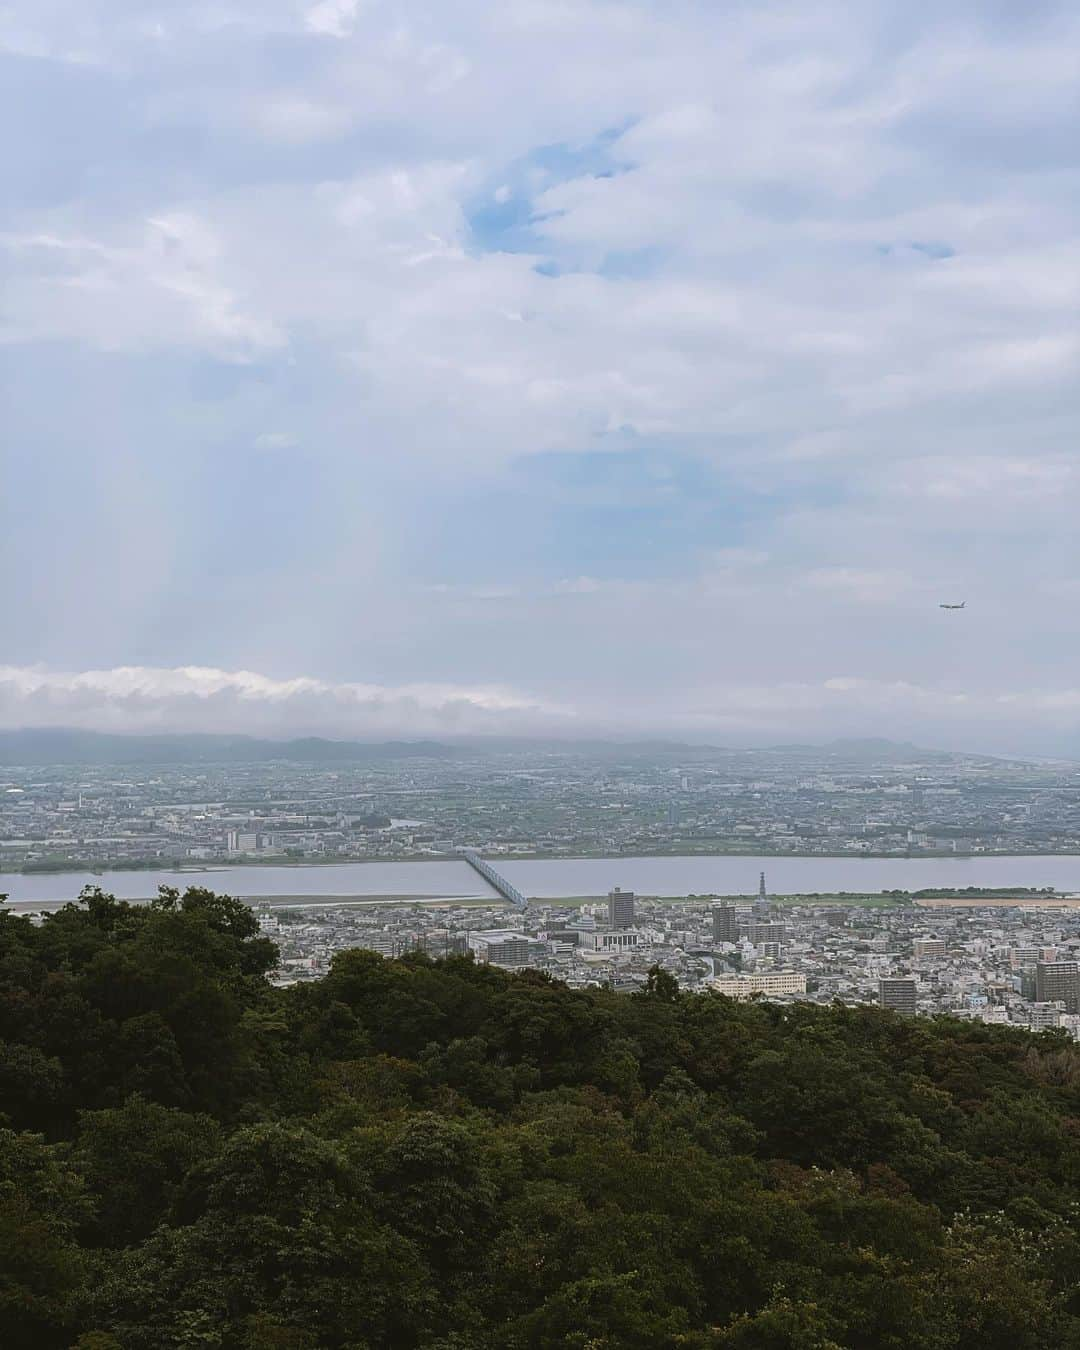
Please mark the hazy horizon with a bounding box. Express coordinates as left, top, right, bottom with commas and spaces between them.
0, 720, 1074, 766
5, 2, 1080, 756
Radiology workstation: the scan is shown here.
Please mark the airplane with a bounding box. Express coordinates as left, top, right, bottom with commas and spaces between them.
939, 601, 966, 610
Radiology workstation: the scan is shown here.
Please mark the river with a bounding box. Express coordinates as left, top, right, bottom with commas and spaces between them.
6, 853, 1080, 910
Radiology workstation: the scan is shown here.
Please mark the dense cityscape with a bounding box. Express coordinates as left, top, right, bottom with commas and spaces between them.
264, 878, 1080, 1039
6, 737, 1080, 1037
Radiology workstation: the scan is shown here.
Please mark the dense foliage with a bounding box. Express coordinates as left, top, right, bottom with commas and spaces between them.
4, 888, 1080, 1348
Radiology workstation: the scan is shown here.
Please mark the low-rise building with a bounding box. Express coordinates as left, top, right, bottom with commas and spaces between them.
468, 930, 533, 967
582, 930, 640, 952
711, 971, 807, 999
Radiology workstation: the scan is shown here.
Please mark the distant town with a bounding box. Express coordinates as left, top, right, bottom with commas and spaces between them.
4, 735, 1080, 873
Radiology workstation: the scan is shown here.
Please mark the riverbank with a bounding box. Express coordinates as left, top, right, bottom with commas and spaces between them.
6, 853, 1080, 908
1, 891, 911, 915
13, 846, 1080, 878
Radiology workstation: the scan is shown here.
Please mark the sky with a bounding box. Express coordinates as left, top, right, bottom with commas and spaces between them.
3, 0, 1080, 752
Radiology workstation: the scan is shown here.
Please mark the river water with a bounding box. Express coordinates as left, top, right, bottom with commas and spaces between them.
6, 853, 1080, 909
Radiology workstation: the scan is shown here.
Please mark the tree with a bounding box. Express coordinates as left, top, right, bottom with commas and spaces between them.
0, 1129, 91, 1350
8, 886, 1080, 1348
71, 1096, 222, 1247
98, 1124, 433, 1349
643, 965, 680, 1002
714, 1295, 845, 1350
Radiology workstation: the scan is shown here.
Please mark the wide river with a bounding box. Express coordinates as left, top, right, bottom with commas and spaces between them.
6, 853, 1080, 909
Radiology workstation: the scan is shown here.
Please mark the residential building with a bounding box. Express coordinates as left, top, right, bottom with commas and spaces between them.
468, 930, 533, 968
1035, 961, 1080, 1013
878, 978, 917, 1016
1028, 1003, 1063, 1032
712, 904, 739, 944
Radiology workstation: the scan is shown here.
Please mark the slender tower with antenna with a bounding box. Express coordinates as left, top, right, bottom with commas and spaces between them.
754, 871, 771, 918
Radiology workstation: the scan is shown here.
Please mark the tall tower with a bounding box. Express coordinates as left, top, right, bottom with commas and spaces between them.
753, 871, 771, 919
607, 887, 636, 928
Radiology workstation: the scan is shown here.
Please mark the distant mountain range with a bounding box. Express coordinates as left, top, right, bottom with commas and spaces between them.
0, 729, 456, 766
456, 735, 1002, 764
0, 728, 1022, 767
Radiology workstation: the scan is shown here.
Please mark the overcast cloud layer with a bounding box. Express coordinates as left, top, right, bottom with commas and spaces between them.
4, 2, 1080, 752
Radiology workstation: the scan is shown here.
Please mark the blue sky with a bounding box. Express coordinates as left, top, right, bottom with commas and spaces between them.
2, 0, 1080, 750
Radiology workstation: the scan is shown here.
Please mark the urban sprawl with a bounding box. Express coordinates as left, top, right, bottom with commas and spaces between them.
261, 881, 1080, 1041
6, 739, 1080, 869
7, 740, 1080, 1035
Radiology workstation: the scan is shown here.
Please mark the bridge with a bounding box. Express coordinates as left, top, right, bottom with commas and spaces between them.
461, 850, 529, 911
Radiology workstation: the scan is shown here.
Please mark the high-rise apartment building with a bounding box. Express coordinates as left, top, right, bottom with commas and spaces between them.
1035, 961, 1080, 1013
712, 904, 739, 944
913, 938, 947, 959
607, 887, 636, 928
748, 921, 786, 944
878, 978, 917, 1016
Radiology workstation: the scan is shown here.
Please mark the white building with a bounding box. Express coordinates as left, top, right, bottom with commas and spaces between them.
711, 971, 807, 999
1028, 1002, 1064, 1032
468, 930, 534, 967
582, 930, 640, 952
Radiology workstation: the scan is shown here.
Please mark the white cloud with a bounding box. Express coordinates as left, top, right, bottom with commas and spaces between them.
0, 217, 284, 357
6, 4, 1078, 463
305, 0, 361, 39
0, 666, 568, 737
252, 432, 299, 450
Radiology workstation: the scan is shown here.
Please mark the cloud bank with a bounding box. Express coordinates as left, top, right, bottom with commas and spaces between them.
6, 664, 1080, 756
0, 665, 563, 738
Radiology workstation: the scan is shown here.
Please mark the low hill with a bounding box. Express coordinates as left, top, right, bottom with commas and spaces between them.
0, 728, 455, 765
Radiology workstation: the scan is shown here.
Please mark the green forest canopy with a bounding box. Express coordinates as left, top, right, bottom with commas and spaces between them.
4, 886, 1080, 1349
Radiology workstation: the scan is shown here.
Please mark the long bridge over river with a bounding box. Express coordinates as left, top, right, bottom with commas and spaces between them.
461, 850, 528, 910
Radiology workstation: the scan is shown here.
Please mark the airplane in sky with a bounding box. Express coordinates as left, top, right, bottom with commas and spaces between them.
939, 601, 966, 610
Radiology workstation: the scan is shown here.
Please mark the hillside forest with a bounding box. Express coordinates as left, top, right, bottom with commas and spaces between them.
4, 886, 1080, 1348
